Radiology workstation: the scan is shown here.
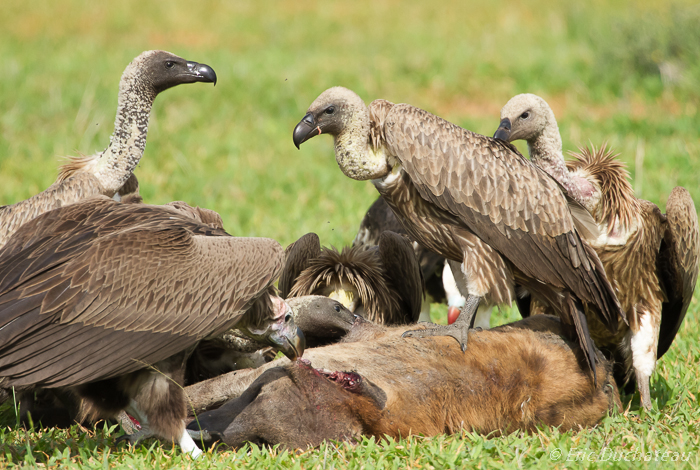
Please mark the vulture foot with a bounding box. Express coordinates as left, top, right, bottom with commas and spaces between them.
637, 374, 652, 410
402, 295, 481, 352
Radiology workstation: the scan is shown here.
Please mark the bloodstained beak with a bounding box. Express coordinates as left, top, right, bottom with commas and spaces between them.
493, 117, 512, 141
185, 61, 217, 85
293, 113, 320, 149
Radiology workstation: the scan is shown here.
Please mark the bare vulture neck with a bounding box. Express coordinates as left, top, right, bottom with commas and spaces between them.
334, 101, 390, 181
526, 115, 588, 203
93, 66, 157, 196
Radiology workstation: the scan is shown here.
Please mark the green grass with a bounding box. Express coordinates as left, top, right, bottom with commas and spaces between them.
1, 0, 699, 468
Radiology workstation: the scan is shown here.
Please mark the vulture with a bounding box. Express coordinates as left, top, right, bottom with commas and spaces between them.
494, 93, 700, 408
0, 197, 304, 457
0, 50, 216, 248
186, 296, 355, 386
293, 87, 623, 377
279, 232, 423, 325
353, 196, 479, 325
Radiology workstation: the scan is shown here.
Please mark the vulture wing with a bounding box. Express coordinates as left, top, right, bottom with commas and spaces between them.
381, 103, 622, 335
0, 197, 283, 388
657, 187, 699, 358
378, 231, 424, 323
279, 233, 321, 298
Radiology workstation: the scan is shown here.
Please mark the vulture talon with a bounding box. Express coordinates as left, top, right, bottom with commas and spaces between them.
402, 322, 472, 352
402, 294, 480, 353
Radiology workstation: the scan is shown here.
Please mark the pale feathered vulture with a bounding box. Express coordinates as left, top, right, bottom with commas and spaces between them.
279, 232, 423, 325
0, 197, 304, 457
293, 87, 623, 378
494, 93, 700, 408
0, 50, 216, 249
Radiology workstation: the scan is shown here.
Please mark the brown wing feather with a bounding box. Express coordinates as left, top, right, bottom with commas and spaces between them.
0, 197, 283, 388
378, 231, 424, 323
657, 187, 700, 358
278, 233, 321, 298
382, 104, 621, 337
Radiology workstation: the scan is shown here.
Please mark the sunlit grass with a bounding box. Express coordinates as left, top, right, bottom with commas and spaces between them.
0, 0, 699, 468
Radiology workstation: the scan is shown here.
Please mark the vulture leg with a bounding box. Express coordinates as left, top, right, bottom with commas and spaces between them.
119, 400, 203, 458
630, 309, 659, 410
402, 295, 481, 352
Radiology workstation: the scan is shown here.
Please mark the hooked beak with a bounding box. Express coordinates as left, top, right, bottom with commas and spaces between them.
268, 298, 306, 360
185, 60, 217, 85
293, 113, 321, 149
276, 326, 306, 361
493, 117, 512, 141
238, 296, 306, 360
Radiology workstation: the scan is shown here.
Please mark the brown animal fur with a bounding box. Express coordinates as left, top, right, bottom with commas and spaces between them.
186, 316, 620, 449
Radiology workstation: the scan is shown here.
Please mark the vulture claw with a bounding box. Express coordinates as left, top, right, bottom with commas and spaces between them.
402, 323, 472, 352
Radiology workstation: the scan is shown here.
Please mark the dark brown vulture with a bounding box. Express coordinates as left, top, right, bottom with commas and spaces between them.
494, 93, 700, 408
293, 86, 623, 378
0, 50, 216, 248
0, 197, 304, 457
279, 232, 423, 325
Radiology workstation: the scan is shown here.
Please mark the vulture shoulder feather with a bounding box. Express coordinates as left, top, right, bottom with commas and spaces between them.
657, 187, 700, 358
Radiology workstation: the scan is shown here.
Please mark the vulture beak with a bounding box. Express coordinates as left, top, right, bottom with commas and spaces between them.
268, 299, 306, 360
293, 113, 320, 149
239, 297, 306, 360
276, 325, 306, 361
184, 61, 217, 85
493, 118, 512, 141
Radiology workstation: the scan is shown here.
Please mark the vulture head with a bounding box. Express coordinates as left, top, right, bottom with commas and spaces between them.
129, 50, 217, 95
493, 93, 559, 148
236, 294, 306, 361
293, 87, 389, 181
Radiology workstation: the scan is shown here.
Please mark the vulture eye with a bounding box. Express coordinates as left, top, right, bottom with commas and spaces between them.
520, 111, 530, 120
165, 61, 175, 69
325, 106, 335, 115
334, 304, 341, 312
284, 313, 292, 323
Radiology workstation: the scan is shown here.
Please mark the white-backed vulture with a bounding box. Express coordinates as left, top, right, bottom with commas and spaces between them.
292, 87, 623, 377
279, 232, 423, 325
0, 197, 304, 457
0, 50, 216, 248
494, 93, 700, 408
185, 315, 620, 449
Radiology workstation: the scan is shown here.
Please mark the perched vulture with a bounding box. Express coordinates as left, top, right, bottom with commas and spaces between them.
279, 232, 423, 325
185, 315, 620, 449
494, 93, 700, 408
0, 197, 304, 457
293, 87, 623, 377
0, 50, 216, 248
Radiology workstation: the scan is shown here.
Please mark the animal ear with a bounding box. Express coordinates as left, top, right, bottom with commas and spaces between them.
356, 376, 388, 410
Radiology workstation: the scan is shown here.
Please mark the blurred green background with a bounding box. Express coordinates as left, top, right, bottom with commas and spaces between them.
1, 0, 698, 249
1, 1, 699, 467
